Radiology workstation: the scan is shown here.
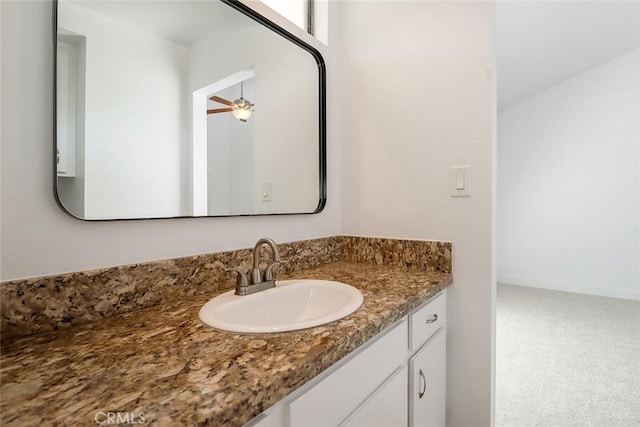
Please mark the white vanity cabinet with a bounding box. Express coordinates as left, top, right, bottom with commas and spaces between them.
289, 319, 408, 427
408, 292, 447, 427
409, 329, 446, 427
340, 365, 408, 427
246, 290, 447, 427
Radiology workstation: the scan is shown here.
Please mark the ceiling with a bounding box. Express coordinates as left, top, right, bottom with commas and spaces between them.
66, 0, 250, 46
497, 1, 640, 109
68, 0, 639, 109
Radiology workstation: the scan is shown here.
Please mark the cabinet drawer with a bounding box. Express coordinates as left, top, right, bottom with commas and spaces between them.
409, 291, 446, 352
289, 320, 408, 427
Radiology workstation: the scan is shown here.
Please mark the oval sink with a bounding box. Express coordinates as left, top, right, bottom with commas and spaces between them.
198, 279, 364, 333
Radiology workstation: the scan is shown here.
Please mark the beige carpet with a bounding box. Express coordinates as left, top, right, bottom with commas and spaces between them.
495, 284, 640, 427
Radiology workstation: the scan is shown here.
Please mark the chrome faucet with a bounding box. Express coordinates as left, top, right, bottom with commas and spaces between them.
225, 237, 285, 296
251, 237, 282, 283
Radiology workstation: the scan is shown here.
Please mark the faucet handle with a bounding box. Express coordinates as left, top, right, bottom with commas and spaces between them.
264, 260, 288, 281
224, 268, 249, 287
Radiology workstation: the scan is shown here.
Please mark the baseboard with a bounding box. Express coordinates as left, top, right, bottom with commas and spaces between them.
497, 276, 640, 301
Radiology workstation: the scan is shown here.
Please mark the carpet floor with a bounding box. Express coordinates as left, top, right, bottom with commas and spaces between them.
495, 284, 640, 427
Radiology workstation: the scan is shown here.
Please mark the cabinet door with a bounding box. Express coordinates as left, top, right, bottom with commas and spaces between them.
409, 329, 446, 427
340, 365, 408, 427
289, 320, 407, 427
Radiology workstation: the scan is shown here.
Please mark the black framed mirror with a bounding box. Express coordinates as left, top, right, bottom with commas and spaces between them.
54, 0, 326, 220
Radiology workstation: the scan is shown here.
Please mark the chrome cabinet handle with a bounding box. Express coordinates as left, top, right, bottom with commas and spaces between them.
418, 369, 427, 399
425, 313, 438, 324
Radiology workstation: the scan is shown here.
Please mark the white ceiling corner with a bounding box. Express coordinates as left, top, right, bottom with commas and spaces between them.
497, 1, 640, 110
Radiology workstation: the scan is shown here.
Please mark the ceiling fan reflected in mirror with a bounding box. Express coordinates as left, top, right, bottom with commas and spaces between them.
207, 81, 254, 122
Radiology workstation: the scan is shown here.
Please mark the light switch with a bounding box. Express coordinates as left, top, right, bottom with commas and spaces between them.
456, 171, 465, 190
450, 166, 471, 197
261, 181, 271, 201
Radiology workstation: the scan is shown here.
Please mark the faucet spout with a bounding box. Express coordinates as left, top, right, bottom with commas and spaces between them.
253, 237, 281, 267
251, 237, 281, 284
226, 237, 286, 296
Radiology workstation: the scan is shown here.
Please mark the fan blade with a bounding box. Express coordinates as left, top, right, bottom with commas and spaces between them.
207, 108, 233, 114
210, 96, 234, 106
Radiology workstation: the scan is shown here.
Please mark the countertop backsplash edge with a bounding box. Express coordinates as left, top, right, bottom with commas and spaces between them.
1, 235, 451, 341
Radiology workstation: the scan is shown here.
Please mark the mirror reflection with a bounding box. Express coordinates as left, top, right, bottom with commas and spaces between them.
55, 0, 325, 220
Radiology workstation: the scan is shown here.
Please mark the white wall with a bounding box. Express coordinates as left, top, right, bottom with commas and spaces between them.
260, 0, 306, 33
59, 3, 188, 219
56, 33, 86, 218
498, 49, 640, 301
336, 2, 495, 426
0, 0, 340, 281
207, 82, 256, 215
226, 81, 256, 214
259, 0, 328, 45
0, 0, 3, 278
207, 87, 233, 215
188, 16, 319, 215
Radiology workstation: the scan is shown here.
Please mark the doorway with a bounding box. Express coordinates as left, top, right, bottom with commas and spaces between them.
495, 2, 640, 425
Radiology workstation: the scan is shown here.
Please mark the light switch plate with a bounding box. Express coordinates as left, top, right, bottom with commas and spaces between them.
450, 166, 471, 197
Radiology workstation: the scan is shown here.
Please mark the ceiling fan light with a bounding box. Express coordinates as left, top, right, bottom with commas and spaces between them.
234, 97, 250, 108
232, 106, 252, 121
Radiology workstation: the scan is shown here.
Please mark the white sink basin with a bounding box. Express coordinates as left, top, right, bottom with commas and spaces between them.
198, 279, 364, 333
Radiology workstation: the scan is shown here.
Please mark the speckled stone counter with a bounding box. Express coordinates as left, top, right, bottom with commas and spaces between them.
1, 236, 450, 341
1, 262, 451, 426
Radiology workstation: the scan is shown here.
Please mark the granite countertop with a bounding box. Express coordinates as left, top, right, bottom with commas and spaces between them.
0, 261, 452, 426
